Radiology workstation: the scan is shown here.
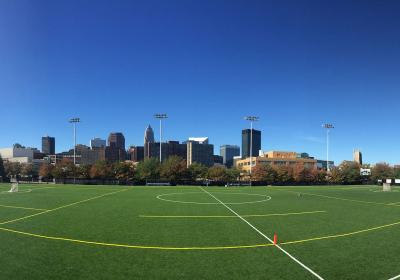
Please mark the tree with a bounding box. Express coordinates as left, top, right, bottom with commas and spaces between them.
312, 169, 327, 184
0, 155, 5, 180
226, 168, 240, 182
371, 163, 394, 183
160, 156, 187, 183
394, 167, 400, 179
113, 162, 135, 181
39, 163, 54, 181
206, 166, 229, 181
20, 164, 37, 179
52, 159, 75, 179
90, 161, 113, 179
328, 166, 343, 184
252, 164, 277, 184
4, 162, 22, 178
187, 163, 207, 181
274, 165, 294, 185
77, 165, 91, 179
338, 161, 361, 184
136, 158, 160, 181
293, 165, 314, 184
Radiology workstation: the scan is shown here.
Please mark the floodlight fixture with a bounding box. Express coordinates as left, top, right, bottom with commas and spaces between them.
154, 113, 168, 162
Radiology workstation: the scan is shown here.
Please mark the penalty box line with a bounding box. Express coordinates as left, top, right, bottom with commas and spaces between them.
199, 187, 325, 280
0, 188, 129, 226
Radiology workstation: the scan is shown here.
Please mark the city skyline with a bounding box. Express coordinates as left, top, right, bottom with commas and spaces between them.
1, 1, 400, 164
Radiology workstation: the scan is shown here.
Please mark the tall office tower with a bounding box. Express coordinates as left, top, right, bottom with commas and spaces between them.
186, 138, 214, 167
42, 136, 55, 155
353, 149, 363, 165
144, 125, 155, 158
105, 132, 126, 162
108, 133, 125, 149
90, 138, 106, 149
128, 146, 144, 162
242, 129, 261, 159
220, 145, 240, 167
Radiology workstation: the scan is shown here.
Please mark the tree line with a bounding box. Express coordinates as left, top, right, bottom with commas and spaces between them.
0, 155, 399, 185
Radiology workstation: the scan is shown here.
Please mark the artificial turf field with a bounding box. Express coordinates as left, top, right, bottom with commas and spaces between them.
0, 184, 400, 279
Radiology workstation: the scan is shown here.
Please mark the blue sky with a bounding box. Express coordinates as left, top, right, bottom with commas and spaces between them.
0, 0, 399, 164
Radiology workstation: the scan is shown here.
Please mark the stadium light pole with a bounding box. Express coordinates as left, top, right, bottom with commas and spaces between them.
154, 114, 168, 163
69, 118, 80, 184
323, 123, 334, 172
245, 116, 259, 185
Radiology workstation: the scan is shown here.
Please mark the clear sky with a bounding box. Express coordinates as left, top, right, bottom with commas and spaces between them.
0, 0, 399, 165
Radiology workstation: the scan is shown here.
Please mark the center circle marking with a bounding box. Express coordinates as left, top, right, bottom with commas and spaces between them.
156, 192, 272, 205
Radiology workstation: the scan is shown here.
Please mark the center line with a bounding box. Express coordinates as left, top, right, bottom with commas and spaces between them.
199, 187, 324, 280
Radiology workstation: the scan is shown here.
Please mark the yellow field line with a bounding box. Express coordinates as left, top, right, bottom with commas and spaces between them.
0, 188, 129, 225
51, 186, 130, 191
0, 226, 273, 250
0, 210, 399, 251
275, 189, 400, 208
281, 220, 400, 246
139, 210, 326, 219
1, 214, 400, 251
0, 204, 48, 211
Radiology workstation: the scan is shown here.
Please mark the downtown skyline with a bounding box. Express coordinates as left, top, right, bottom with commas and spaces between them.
1, 0, 400, 164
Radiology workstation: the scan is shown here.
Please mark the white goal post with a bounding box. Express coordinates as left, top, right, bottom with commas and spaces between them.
8, 183, 19, 193
383, 183, 392, 192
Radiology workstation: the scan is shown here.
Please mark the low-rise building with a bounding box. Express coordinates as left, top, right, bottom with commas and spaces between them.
0, 145, 46, 167
236, 151, 322, 172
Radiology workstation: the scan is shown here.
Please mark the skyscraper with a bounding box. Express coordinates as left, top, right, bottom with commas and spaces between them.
186, 138, 214, 167
128, 146, 144, 162
42, 136, 55, 155
220, 145, 240, 167
144, 125, 155, 158
105, 132, 126, 162
353, 149, 363, 165
90, 138, 106, 149
108, 133, 125, 149
242, 129, 261, 159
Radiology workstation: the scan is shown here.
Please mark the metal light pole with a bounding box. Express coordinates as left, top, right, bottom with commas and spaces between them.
69, 118, 80, 184
245, 116, 259, 185
323, 123, 334, 172
154, 114, 168, 163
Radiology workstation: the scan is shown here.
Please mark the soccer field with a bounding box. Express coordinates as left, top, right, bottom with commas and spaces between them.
0, 183, 400, 279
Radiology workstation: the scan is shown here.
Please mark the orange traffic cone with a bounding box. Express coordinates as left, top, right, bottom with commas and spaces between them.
273, 233, 278, 245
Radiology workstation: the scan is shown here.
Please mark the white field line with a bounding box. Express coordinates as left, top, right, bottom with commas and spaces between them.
388, 274, 400, 280
199, 187, 324, 280
29, 186, 56, 191
0, 188, 129, 225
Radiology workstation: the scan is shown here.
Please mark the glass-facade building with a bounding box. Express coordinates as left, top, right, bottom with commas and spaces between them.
42, 136, 55, 155
241, 129, 261, 159
220, 145, 240, 167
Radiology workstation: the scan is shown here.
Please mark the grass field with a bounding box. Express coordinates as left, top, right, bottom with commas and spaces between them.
0, 183, 400, 279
